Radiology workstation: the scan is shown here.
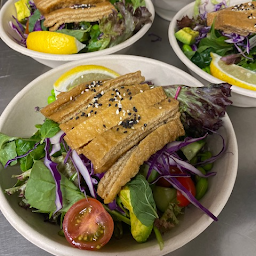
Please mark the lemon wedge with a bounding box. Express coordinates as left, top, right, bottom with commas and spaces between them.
53, 65, 120, 97
210, 53, 256, 91
26, 31, 86, 54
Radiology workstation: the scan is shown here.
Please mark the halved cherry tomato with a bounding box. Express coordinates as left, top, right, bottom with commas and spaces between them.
176, 177, 196, 207
63, 198, 114, 250
156, 166, 196, 207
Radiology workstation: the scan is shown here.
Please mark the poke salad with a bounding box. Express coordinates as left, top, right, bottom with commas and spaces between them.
0, 66, 233, 251
10, 0, 152, 54
174, 0, 256, 90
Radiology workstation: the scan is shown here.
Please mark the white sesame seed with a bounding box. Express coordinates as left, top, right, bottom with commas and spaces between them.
116, 109, 119, 114
159, 106, 162, 109
70, 96, 73, 100
81, 91, 84, 94
140, 90, 143, 93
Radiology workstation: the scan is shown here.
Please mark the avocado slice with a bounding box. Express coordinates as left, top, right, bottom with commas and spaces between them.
119, 187, 153, 243
15, 0, 31, 22
175, 27, 199, 45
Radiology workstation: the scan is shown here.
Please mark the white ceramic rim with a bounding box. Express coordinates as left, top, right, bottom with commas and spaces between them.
168, 1, 256, 98
0, 0, 155, 61
0, 55, 238, 256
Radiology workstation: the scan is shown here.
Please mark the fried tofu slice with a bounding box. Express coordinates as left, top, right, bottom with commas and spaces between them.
97, 115, 185, 204
207, 2, 256, 36
82, 98, 180, 173
40, 71, 145, 123
64, 86, 167, 149
43, 2, 115, 31
59, 83, 150, 133
34, 0, 107, 15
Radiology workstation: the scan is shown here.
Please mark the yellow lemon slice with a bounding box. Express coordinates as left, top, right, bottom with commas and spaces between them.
210, 53, 256, 91
26, 31, 86, 54
53, 65, 120, 97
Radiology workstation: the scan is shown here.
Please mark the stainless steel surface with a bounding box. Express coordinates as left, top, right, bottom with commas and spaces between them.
1, 14, 256, 256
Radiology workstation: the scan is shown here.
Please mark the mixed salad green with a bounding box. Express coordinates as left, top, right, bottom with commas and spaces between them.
11, 0, 152, 52
175, 0, 256, 73
0, 82, 232, 250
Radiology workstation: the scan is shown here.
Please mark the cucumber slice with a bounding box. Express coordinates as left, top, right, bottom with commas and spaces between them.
181, 139, 206, 161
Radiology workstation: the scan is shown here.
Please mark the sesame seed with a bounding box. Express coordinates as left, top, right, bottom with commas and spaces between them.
116, 109, 119, 114
76, 116, 79, 120
70, 96, 73, 100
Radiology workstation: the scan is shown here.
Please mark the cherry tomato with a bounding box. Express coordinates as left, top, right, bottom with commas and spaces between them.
63, 198, 114, 250
176, 177, 196, 207
156, 166, 196, 207
156, 166, 181, 187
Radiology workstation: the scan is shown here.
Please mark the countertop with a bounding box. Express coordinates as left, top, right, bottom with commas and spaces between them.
1, 13, 256, 256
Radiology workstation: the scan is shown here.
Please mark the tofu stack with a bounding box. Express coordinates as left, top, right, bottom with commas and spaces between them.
207, 1, 256, 36
41, 71, 185, 203
33, 0, 115, 31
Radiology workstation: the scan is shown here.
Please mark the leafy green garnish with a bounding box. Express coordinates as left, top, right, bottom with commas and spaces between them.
0, 133, 18, 166
57, 29, 90, 42
25, 160, 85, 214
128, 174, 158, 226
28, 9, 41, 32
39, 119, 60, 142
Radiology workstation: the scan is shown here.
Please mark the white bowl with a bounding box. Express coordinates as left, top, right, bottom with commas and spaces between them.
152, 0, 193, 21
168, 0, 256, 107
0, 0, 155, 68
0, 55, 238, 256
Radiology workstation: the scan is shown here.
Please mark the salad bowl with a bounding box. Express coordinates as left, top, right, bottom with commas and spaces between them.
0, 0, 155, 68
168, 0, 256, 107
0, 55, 238, 256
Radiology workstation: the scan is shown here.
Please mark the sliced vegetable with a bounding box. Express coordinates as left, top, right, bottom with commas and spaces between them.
63, 198, 114, 250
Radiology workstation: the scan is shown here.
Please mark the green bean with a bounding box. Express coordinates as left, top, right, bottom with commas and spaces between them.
201, 151, 214, 171
51, 89, 55, 97
195, 178, 208, 200
182, 44, 193, 52
195, 166, 206, 183
47, 95, 56, 104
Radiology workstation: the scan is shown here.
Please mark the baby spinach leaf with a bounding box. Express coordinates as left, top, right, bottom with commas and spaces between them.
0, 133, 18, 166
0, 141, 17, 167
57, 29, 89, 42
25, 160, 84, 214
40, 119, 60, 142
128, 174, 158, 226
28, 9, 41, 32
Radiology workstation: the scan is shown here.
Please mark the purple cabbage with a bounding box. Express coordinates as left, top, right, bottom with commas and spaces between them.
5, 142, 39, 168
71, 150, 96, 198
44, 138, 63, 214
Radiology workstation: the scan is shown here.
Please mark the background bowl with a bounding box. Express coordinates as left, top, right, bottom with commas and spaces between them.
168, 0, 256, 107
0, 0, 155, 68
152, 0, 193, 21
0, 55, 238, 256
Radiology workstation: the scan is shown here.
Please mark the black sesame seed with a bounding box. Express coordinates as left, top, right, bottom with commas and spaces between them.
115, 103, 118, 107
109, 103, 112, 107
124, 131, 127, 133
81, 112, 85, 116
76, 116, 79, 120
144, 123, 147, 127
129, 96, 132, 100
133, 107, 138, 112
128, 112, 132, 116
117, 128, 119, 131
103, 124, 106, 128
